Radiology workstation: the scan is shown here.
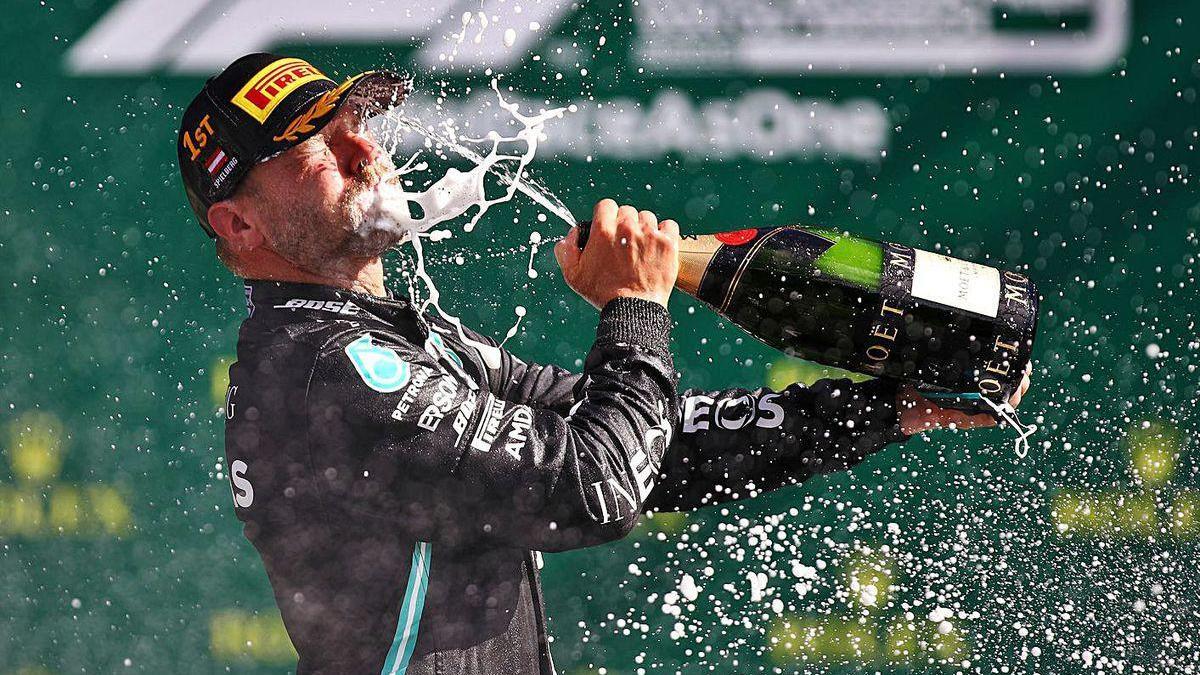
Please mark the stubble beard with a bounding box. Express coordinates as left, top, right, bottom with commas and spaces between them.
264, 168, 403, 275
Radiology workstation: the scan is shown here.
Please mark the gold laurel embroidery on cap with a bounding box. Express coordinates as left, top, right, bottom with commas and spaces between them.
271, 74, 369, 143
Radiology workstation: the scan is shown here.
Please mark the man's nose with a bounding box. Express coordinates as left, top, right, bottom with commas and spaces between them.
337, 129, 385, 178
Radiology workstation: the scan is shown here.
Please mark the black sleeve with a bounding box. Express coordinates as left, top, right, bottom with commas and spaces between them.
644, 377, 907, 511
306, 297, 680, 552
494, 347, 908, 513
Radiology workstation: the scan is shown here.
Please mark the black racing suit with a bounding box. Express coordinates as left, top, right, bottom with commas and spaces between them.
224, 280, 907, 674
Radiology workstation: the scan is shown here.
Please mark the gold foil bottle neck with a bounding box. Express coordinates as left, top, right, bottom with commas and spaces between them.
676, 234, 722, 296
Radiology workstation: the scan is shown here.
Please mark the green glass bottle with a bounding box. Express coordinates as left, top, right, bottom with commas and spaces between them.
579, 222, 1040, 412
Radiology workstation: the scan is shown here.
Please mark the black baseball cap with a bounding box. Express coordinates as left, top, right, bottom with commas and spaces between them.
177, 53, 410, 238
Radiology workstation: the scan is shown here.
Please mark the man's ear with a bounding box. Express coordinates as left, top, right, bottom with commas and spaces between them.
207, 199, 265, 251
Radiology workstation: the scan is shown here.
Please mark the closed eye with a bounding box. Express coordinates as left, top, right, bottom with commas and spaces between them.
292, 137, 337, 166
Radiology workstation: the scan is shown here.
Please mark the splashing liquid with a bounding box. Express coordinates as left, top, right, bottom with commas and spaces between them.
355, 79, 574, 366
980, 396, 1038, 458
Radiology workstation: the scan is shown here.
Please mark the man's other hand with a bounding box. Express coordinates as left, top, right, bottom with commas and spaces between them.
555, 199, 681, 309
898, 364, 1033, 436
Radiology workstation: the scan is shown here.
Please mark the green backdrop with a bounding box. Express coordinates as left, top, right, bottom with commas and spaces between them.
1, 1, 1197, 672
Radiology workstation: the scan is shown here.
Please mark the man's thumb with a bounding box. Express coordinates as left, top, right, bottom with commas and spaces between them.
554, 227, 581, 271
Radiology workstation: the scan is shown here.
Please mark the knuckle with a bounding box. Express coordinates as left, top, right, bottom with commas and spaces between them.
595, 199, 617, 223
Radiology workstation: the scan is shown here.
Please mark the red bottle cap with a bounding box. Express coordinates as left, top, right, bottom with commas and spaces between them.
715, 229, 757, 246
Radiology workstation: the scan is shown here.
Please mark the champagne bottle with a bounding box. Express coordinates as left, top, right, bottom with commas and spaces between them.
576, 222, 1039, 413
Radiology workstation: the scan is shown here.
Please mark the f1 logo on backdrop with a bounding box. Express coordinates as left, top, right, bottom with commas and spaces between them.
68, 0, 1126, 75
65, 0, 571, 75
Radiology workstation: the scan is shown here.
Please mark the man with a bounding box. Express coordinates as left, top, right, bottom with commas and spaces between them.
180, 54, 1030, 674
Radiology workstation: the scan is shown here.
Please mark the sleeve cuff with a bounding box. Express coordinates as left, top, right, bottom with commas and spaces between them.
594, 297, 673, 352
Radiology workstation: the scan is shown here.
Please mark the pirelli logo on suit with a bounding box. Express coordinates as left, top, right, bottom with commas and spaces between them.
468, 394, 534, 461
470, 395, 509, 453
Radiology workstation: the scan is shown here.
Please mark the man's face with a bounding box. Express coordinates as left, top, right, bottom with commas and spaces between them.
238, 103, 401, 271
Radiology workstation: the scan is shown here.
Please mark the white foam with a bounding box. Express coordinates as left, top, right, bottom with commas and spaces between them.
747, 571, 769, 602
679, 573, 700, 602
357, 82, 569, 238
357, 79, 574, 364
